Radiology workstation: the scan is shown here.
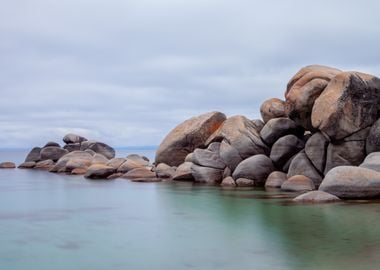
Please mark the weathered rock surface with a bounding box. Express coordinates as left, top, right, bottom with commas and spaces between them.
50, 151, 93, 173
236, 178, 255, 187
293, 190, 340, 203
285, 65, 342, 130
260, 118, 303, 146
367, 119, 380, 154
265, 171, 287, 188
260, 98, 286, 123
219, 140, 243, 171
270, 134, 305, 169
359, 152, 380, 173
232, 154, 275, 186
106, 158, 127, 169
0, 162, 16, 169
305, 132, 329, 174
25, 147, 41, 162
324, 140, 366, 174
155, 111, 226, 166
40, 147, 68, 162
63, 133, 88, 144
221, 176, 236, 187
117, 156, 149, 173
91, 153, 109, 165
319, 166, 380, 199
192, 148, 225, 169
84, 164, 115, 179
154, 163, 176, 178
18, 161, 36, 169
281, 175, 315, 192
80, 141, 115, 159
312, 71, 380, 140
191, 164, 223, 184
172, 162, 194, 181
287, 152, 322, 186
34, 160, 55, 170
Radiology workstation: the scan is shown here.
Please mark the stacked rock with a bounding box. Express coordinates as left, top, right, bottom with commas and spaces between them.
154, 65, 380, 200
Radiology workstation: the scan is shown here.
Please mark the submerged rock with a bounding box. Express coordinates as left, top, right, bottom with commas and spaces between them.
293, 190, 340, 203
155, 111, 226, 166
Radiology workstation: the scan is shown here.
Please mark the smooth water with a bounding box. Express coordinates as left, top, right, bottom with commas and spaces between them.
1, 150, 380, 270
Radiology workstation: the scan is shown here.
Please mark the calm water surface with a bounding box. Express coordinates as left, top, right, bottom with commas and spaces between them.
1, 149, 380, 270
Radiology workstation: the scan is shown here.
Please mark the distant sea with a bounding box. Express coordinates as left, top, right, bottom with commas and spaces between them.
1, 149, 380, 270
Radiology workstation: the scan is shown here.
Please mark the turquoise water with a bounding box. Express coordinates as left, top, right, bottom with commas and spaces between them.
1, 150, 380, 270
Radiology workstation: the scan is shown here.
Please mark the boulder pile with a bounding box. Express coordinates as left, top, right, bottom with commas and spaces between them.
16, 64, 380, 201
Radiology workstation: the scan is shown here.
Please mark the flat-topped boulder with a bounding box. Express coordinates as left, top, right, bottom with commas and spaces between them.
319, 166, 380, 199
63, 133, 88, 144
312, 71, 380, 140
285, 65, 341, 130
155, 111, 226, 166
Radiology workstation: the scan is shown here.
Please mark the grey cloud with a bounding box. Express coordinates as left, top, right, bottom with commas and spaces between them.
1, 0, 380, 147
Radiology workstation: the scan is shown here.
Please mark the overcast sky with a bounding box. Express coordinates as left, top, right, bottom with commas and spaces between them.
1, 0, 380, 148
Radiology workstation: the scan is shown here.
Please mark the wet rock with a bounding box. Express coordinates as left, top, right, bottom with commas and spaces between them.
25, 147, 42, 162
367, 119, 380, 154
305, 132, 329, 174
63, 133, 88, 144
232, 154, 275, 186
293, 191, 340, 203
40, 147, 68, 162
0, 162, 16, 169
287, 152, 322, 186
155, 111, 226, 166
285, 65, 341, 130
236, 178, 255, 187
260, 98, 286, 123
265, 171, 287, 188
281, 175, 315, 192
191, 164, 223, 184
270, 134, 305, 169
260, 118, 303, 146
319, 166, 380, 199
84, 164, 115, 179
324, 140, 366, 174
221, 176, 236, 187
312, 71, 380, 140
18, 161, 36, 169
172, 162, 194, 181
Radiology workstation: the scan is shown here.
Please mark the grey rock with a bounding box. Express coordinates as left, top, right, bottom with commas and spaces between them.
63, 133, 88, 144
270, 134, 305, 168
265, 171, 287, 188
260, 118, 304, 146
221, 176, 236, 187
40, 147, 68, 162
18, 161, 36, 169
305, 132, 329, 174
293, 191, 340, 203
43, 141, 60, 148
192, 148, 225, 169
25, 147, 42, 162
63, 143, 81, 152
84, 164, 115, 179
281, 175, 315, 192
191, 164, 223, 184
236, 178, 255, 187
81, 141, 115, 159
367, 119, 380, 154
287, 152, 322, 186
359, 152, 380, 173
173, 162, 194, 181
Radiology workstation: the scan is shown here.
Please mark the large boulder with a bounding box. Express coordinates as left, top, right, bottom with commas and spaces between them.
80, 141, 115, 159
265, 171, 287, 188
155, 111, 226, 166
312, 71, 380, 140
367, 119, 380, 154
293, 191, 340, 203
260, 118, 303, 146
324, 140, 366, 174
172, 162, 194, 181
25, 147, 42, 162
260, 98, 286, 123
192, 148, 225, 169
359, 152, 380, 173
84, 164, 115, 179
191, 164, 223, 184
319, 166, 380, 199
232, 154, 275, 186
50, 151, 93, 173
270, 134, 305, 169
305, 132, 329, 174
211, 116, 269, 170
40, 147, 68, 162
287, 152, 322, 186
285, 65, 341, 130
281, 175, 315, 192
63, 133, 88, 144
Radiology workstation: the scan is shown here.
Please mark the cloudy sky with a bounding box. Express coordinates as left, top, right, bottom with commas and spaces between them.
1, 0, 380, 148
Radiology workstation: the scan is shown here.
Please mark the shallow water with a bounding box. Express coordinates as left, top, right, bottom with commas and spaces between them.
1, 149, 380, 270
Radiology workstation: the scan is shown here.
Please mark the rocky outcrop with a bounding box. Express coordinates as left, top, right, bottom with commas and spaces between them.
0, 162, 16, 169
260, 98, 286, 123
122, 167, 160, 182
40, 147, 68, 162
117, 155, 150, 173
312, 71, 380, 140
319, 166, 380, 199
155, 111, 226, 166
34, 160, 55, 170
